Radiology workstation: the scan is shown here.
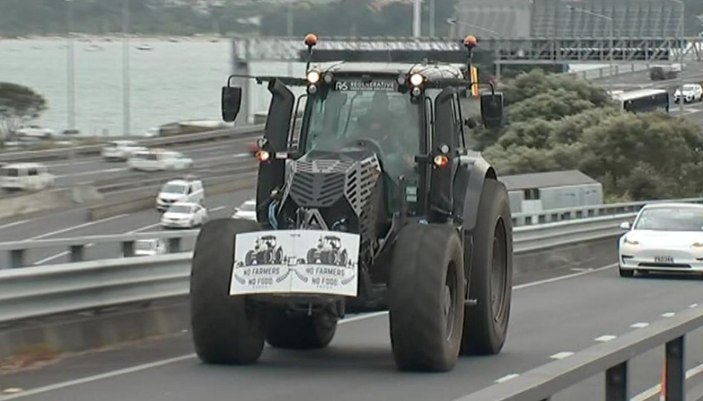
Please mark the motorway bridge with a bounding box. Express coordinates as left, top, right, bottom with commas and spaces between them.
0, 47, 703, 401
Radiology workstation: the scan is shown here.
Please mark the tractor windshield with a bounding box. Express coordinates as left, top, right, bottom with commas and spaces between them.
304, 88, 422, 179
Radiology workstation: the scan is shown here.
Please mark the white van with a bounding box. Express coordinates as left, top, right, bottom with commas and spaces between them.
128, 149, 193, 171
0, 163, 55, 191
156, 176, 205, 211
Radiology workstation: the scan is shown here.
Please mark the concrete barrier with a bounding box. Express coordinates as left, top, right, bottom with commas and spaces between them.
86, 174, 258, 221
0, 189, 75, 220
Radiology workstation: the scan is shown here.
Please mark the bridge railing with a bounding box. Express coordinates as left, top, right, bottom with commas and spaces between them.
0, 209, 632, 323
462, 304, 702, 401
4, 195, 703, 269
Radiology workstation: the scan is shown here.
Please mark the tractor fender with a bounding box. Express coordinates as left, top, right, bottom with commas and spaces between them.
452, 153, 498, 291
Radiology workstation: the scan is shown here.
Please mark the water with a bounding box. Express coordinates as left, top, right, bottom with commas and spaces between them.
0, 37, 232, 137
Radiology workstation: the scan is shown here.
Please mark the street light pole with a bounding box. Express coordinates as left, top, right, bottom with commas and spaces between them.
429, 0, 436, 37
287, 0, 293, 77
66, 0, 75, 131
671, 0, 685, 114
413, 0, 421, 38
122, 0, 131, 137
567, 6, 613, 94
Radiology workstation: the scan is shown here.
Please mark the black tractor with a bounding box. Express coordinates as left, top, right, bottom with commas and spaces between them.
189, 33, 514, 372
244, 235, 284, 265
306, 235, 348, 266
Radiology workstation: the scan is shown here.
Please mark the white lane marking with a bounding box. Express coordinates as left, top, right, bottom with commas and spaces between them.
0, 354, 196, 400
630, 322, 650, 329
0, 220, 28, 230
595, 335, 617, 342
513, 264, 616, 290
127, 223, 162, 234
550, 352, 574, 360
209, 206, 226, 212
495, 374, 519, 383
30, 215, 128, 240
631, 361, 703, 401
46, 159, 103, 168
661, 312, 676, 318
690, 304, 699, 308
33, 244, 96, 265
55, 168, 126, 179
0, 263, 617, 398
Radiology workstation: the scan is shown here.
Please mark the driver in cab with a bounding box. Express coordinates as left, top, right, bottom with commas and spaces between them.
353, 91, 417, 180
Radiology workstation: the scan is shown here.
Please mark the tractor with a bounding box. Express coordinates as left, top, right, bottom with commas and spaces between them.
189, 33, 514, 372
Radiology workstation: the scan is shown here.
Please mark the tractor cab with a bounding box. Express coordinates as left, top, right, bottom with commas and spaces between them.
221, 34, 504, 225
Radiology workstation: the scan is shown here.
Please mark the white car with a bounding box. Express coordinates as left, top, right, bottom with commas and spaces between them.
673, 84, 703, 104
101, 140, 148, 161
128, 149, 193, 172
232, 199, 257, 221
160, 202, 208, 229
618, 203, 703, 277
156, 177, 205, 212
134, 239, 168, 256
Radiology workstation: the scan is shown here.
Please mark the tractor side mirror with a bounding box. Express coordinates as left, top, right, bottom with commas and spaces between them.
480, 92, 504, 129
619, 221, 631, 230
221, 86, 243, 122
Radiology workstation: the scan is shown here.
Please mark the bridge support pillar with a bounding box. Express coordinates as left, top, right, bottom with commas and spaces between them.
606, 361, 628, 401
665, 336, 685, 401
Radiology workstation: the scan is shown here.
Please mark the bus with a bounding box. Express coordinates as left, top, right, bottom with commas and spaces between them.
610, 89, 670, 113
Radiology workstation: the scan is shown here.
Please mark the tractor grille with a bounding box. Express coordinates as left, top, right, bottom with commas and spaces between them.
289, 171, 346, 207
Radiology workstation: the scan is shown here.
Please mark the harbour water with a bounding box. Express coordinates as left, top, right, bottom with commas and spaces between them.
0, 37, 232, 137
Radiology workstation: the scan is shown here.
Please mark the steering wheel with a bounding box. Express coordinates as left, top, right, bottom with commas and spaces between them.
344, 138, 387, 159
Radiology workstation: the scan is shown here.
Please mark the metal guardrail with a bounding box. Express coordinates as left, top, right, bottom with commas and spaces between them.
0, 210, 634, 322
510, 197, 703, 227
463, 304, 702, 401
0, 212, 635, 268
7, 194, 703, 269
0, 124, 264, 163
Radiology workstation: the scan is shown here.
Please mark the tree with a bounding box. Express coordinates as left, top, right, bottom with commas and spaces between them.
0, 83, 47, 141
478, 67, 703, 201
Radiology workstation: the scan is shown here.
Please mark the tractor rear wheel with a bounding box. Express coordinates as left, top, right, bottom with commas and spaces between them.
461, 179, 513, 356
190, 218, 265, 365
388, 223, 465, 372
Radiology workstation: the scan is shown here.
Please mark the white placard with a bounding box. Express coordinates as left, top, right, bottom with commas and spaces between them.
230, 229, 360, 297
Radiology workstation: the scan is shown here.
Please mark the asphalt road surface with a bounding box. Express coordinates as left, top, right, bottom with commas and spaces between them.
0, 188, 255, 268
1, 135, 258, 195
0, 267, 702, 401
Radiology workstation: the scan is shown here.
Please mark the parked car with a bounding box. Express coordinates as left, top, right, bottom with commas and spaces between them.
160, 202, 208, 229
232, 199, 257, 220
101, 140, 148, 161
618, 203, 703, 277
156, 176, 205, 212
128, 149, 193, 171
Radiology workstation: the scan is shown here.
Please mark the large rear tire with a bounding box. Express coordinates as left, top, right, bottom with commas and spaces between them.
388, 224, 465, 372
461, 179, 514, 355
264, 305, 338, 350
190, 218, 266, 365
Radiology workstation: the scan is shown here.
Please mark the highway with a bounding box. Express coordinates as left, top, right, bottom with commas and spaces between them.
1, 134, 258, 195
0, 266, 702, 401
0, 189, 255, 268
